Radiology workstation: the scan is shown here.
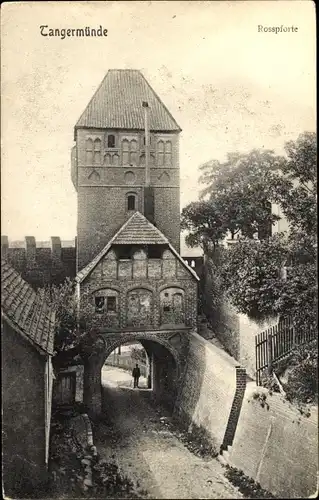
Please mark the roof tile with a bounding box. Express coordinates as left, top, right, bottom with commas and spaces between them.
75, 69, 181, 132
76, 212, 199, 283
1, 260, 55, 355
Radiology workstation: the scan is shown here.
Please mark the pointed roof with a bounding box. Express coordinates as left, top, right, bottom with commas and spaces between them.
75, 212, 199, 283
1, 260, 55, 355
75, 69, 181, 132
113, 211, 168, 245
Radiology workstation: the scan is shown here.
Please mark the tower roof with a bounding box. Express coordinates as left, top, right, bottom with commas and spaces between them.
75, 212, 199, 283
75, 69, 181, 132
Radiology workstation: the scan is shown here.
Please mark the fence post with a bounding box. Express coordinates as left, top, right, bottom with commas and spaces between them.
292, 320, 296, 347
267, 329, 273, 376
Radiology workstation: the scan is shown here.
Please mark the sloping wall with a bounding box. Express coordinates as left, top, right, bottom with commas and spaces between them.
174, 332, 246, 451
229, 383, 318, 498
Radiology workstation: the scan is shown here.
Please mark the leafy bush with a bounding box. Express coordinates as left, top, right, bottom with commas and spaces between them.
284, 340, 318, 405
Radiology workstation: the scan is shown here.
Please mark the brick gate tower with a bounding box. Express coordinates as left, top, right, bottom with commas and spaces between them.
71, 69, 182, 271
70, 70, 199, 415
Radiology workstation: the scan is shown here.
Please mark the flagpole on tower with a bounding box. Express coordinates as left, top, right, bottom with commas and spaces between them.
142, 101, 150, 187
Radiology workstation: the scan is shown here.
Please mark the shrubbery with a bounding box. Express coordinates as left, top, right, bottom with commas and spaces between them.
284, 340, 318, 405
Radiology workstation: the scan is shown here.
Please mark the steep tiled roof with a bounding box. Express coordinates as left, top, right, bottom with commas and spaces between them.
76, 212, 199, 283
1, 260, 55, 355
113, 211, 168, 245
75, 69, 181, 132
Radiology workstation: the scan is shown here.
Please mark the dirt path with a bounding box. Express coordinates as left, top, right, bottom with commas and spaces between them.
94, 366, 242, 499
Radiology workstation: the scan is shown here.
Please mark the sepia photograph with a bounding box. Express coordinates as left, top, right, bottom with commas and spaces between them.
1, 1, 317, 499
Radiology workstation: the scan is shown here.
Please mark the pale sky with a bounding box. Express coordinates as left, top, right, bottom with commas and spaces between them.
1, 0, 316, 242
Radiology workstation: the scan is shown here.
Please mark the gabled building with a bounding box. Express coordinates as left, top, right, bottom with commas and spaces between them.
75, 211, 199, 333
74, 211, 199, 413
1, 260, 55, 497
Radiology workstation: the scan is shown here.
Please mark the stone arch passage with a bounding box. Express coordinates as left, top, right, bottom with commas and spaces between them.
84, 333, 182, 418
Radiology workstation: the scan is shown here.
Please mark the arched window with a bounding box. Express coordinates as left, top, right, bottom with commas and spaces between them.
160, 287, 185, 325
130, 151, 137, 165
93, 138, 101, 165
140, 154, 145, 166
126, 193, 137, 211
129, 140, 137, 165
122, 139, 129, 165
86, 138, 93, 164
104, 153, 112, 165
107, 134, 115, 148
127, 288, 153, 327
93, 289, 120, 328
113, 154, 119, 166
94, 289, 119, 314
191, 260, 195, 268
130, 139, 137, 151
165, 141, 172, 166
157, 140, 164, 166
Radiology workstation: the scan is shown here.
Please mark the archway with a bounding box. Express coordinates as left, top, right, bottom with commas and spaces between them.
101, 336, 180, 414
83, 332, 182, 419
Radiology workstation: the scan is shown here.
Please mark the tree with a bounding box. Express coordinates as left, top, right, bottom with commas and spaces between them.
274, 131, 317, 235
220, 234, 288, 321
130, 346, 146, 363
181, 149, 283, 251
43, 278, 102, 368
220, 132, 317, 328
182, 132, 317, 330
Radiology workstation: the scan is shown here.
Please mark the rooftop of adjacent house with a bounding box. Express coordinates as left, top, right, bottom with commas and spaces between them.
76, 211, 200, 283
1, 260, 55, 355
75, 69, 182, 132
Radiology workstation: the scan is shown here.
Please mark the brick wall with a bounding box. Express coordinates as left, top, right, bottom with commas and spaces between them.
2, 320, 48, 496
154, 186, 180, 252
80, 247, 198, 331
174, 331, 245, 451
1, 236, 76, 288
221, 367, 246, 449
75, 128, 181, 269
229, 383, 318, 498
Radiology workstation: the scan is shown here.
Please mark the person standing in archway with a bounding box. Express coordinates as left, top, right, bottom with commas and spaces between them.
132, 363, 141, 388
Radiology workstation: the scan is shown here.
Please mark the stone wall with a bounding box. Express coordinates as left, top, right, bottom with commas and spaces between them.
229, 383, 318, 498
174, 332, 246, 452
1, 234, 201, 291
80, 247, 198, 332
